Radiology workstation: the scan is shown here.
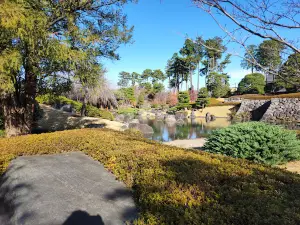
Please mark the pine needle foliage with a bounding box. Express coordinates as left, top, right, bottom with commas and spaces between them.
204, 122, 300, 165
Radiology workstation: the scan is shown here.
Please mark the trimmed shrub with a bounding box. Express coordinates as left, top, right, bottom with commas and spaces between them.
117, 107, 138, 115
195, 87, 208, 108
0, 129, 300, 224
204, 122, 300, 165
177, 91, 190, 110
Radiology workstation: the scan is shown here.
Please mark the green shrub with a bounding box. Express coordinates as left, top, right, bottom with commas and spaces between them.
195, 87, 208, 108
0, 110, 4, 130
177, 91, 190, 110
86, 105, 114, 121
37, 95, 114, 120
0, 130, 5, 137
204, 122, 300, 165
117, 107, 138, 115
36, 94, 82, 112
1, 129, 300, 224
167, 107, 177, 114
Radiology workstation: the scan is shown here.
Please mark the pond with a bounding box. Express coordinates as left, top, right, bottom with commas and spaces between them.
143, 118, 300, 142
144, 118, 232, 142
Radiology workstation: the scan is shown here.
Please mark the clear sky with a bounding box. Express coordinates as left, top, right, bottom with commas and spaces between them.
102, 0, 259, 89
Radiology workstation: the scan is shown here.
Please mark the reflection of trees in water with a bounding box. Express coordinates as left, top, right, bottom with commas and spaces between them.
148, 118, 233, 141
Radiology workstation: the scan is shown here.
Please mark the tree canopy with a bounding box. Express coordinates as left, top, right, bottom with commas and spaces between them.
0, 0, 133, 136
238, 73, 265, 94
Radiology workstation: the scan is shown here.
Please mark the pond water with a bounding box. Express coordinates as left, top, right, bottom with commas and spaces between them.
144, 118, 232, 142
143, 118, 300, 142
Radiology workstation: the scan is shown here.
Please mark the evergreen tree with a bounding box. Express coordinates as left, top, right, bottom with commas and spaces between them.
238, 73, 265, 94
196, 87, 209, 108
276, 53, 300, 91
177, 91, 190, 110
206, 72, 230, 98
241, 45, 258, 74
0, 0, 133, 136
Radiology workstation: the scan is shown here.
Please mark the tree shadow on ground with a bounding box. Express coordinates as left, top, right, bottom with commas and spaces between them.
63, 210, 104, 225
0, 164, 36, 225
134, 156, 300, 224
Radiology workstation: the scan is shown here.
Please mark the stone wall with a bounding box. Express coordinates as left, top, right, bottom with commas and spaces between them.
261, 98, 300, 122
236, 100, 269, 115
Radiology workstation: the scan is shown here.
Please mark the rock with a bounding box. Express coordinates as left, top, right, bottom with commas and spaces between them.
210, 115, 216, 121
61, 104, 73, 113
115, 114, 125, 122
165, 115, 176, 124
155, 112, 165, 121
175, 111, 187, 120
176, 119, 185, 125
128, 123, 154, 135
130, 119, 140, 124
205, 112, 211, 122
123, 114, 135, 122
147, 113, 156, 120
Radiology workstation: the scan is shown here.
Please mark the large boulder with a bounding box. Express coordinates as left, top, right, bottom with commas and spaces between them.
115, 114, 125, 122
128, 123, 154, 135
123, 114, 135, 122
165, 115, 176, 124
130, 119, 140, 124
60, 104, 73, 113
175, 111, 188, 120
155, 112, 165, 121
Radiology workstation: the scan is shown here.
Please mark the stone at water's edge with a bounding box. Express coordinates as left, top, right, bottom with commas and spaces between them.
165, 115, 176, 124
0, 152, 138, 225
128, 122, 154, 134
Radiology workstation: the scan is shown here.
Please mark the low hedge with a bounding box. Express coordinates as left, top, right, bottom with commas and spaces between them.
204, 122, 300, 165
0, 129, 300, 224
230, 93, 300, 100
36, 94, 114, 121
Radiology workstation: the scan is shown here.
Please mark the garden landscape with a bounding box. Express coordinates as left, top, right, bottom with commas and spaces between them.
0, 0, 300, 224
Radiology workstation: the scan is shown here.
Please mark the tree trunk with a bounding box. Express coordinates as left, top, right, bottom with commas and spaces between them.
190, 67, 193, 91
197, 63, 200, 91
186, 80, 188, 91
2, 94, 31, 137
81, 86, 88, 116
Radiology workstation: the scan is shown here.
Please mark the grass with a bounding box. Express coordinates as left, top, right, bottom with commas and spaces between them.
207, 98, 240, 107
0, 129, 300, 224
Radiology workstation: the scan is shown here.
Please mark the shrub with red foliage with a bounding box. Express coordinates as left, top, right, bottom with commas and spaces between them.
167, 92, 178, 107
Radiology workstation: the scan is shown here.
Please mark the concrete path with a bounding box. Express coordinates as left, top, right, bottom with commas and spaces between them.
0, 152, 137, 225
165, 138, 206, 150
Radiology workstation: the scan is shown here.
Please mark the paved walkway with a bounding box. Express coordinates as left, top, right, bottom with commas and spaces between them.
0, 152, 137, 225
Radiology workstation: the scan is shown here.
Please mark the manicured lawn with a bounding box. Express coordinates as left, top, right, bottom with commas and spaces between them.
0, 129, 300, 224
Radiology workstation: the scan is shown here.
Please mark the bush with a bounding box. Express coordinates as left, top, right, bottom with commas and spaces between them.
167, 92, 178, 107
1, 129, 300, 224
204, 122, 300, 165
36, 94, 82, 112
117, 107, 138, 115
86, 105, 114, 121
177, 91, 190, 110
195, 87, 208, 108
36, 95, 114, 120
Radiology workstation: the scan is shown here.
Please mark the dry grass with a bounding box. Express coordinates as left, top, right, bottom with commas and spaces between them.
1, 129, 300, 224
231, 93, 300, 100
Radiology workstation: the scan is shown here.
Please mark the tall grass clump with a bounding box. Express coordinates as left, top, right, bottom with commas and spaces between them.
204, 122, 300, 165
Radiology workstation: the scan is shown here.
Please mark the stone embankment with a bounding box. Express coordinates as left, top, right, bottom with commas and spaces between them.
236, 98, 300, 122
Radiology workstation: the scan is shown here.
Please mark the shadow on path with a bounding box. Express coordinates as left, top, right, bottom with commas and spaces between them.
63, 210, 104, 225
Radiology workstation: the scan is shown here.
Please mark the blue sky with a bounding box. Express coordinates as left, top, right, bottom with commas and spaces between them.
102, 0, 259, 89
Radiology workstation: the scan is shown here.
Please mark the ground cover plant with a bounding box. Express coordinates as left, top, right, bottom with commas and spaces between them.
0, 129, 300, 224
204, 122, 300, 166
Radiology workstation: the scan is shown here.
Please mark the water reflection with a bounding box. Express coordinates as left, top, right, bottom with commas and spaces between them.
147, 118, 231, 142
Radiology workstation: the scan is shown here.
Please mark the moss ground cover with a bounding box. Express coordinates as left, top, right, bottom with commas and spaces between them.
1, 129, 300, 224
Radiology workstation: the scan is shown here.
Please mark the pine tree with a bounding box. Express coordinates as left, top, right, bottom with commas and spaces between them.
196, 87, 209, 108
0, 0, 133, 136
177, 91, 190, 110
